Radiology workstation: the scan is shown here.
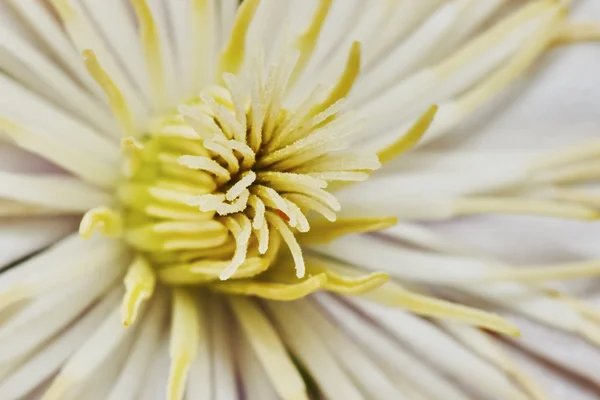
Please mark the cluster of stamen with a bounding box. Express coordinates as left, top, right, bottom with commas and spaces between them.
115, 61, 380, 285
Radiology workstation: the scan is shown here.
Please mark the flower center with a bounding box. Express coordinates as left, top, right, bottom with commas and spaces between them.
116, 69, 382, 280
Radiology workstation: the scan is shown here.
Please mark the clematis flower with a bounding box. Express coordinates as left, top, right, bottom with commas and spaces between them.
0, 0, 599, 399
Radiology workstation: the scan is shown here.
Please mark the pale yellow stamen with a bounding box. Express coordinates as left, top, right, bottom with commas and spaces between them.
266, 212, 306, 278
130, 0, 167, 111
178, 155, 231, 184
285, 193, 337, 222
121, 137, 145, 177
256, 221, 270, 255
248, 195, 266, 229
254, 185, 291, 215
221, 215, 253, 280
152, 220, 227, 234
203, 138, 240, 174
226, 171, 257, 201
168, 289, 199, 400
122, 256, 156, 326
79, 207, 123, 239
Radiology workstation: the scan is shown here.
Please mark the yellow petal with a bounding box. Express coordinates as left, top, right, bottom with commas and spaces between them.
298, 216, 397, 245
217, 0, 261, 78
121, 255, 156, 326
289, 0, 334, 86
83, 50, 136, 137
309, 41, 361, 118
304, 260, 389, 295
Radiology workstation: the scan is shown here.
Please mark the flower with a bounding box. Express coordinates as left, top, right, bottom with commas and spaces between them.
0, 0, 599, 399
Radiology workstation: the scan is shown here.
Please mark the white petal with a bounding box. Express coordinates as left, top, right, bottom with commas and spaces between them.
349, 297, 529, 400
0, 287, 120, 399
314, 293, 470, 400
0, 266, 122, 366
107, 292, 168, 400
238, 331, 279, 400
292, 299, 407, 399
210, 296, 237, 400
0, 216, 76, 269
185, 293, 212, 400
0, 172, 112, 212
265, 300, 364, 400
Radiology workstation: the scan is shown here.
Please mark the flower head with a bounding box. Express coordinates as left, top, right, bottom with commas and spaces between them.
0, 0, 599, 399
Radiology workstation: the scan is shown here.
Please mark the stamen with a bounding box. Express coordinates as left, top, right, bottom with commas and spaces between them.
204, 138, 240, 174
285, 193, 337, 222
227, 139, 256, 169
266, 212, 305, 278
299, 216, 397, 245
256, 221, 270, 255
122, 256, 156, 326
226, 171, 257, 201
79, 207, 123, 239
248, 195, 266, 229
121, 137, 144, 177
220, 215, 253, 280
168, 289, 199, 400
178, 155, 231, 184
